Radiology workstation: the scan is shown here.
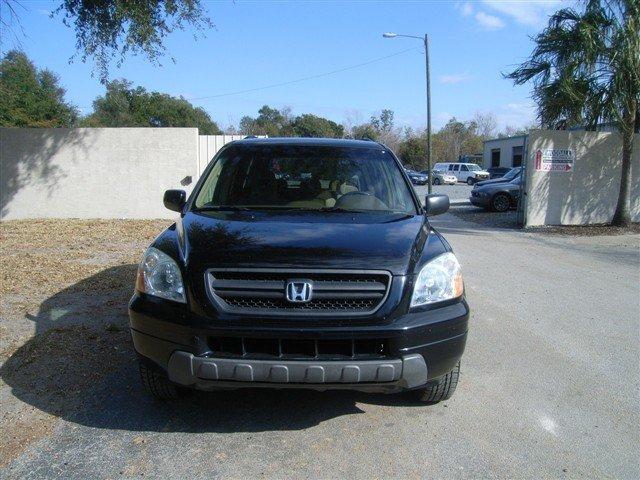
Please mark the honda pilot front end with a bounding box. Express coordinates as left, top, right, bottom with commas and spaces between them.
129, 138, 469, 403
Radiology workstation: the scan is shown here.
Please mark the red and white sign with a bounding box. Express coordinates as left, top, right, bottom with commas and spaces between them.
534, 149, 574, 172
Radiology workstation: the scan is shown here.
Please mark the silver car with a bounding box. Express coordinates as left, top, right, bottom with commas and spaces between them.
423, 169, 457, 185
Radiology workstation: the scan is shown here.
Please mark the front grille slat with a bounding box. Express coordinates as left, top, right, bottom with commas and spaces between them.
210, 279, 285, 291
206, 268, 391, 316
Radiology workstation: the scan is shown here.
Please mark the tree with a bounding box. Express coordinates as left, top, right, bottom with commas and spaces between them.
292, 114, 344, 138
0, 50, 77, 127
239, 105, 293, 137
350, 123, 379, 140
398, 136, 427, 169
435, 118, 480, 161
83, 79, 221, 134
0, 0, 213, 83
472, 112, 498, 140
506, 0, 639, 226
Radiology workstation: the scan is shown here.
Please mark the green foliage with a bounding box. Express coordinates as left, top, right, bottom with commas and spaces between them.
239, 105, 344, 138
239, 105, 293, 137
398, 136, 427, 169
82, 79, 221, 134
0, 50, 78, 127
53, 0, 213, 83
351, 123, 379, 140
370, 109, 395, 133
431, 118, 481, 162
292, 114, 344, 138
506, 0, 639, 225
506, 0, 639, 134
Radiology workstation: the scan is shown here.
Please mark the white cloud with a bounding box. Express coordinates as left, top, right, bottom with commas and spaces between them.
496, 102, 537, 129
36, 9, 52, 16
457, 2, 474, 17
439, 73, 473, 84
475, 11, 505, 30
482, 0, 564, 28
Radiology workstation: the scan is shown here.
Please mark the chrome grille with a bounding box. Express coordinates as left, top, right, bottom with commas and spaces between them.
205, 269, 391, 316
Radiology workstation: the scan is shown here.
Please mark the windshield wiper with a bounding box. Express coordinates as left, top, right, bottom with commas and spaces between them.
194, 205, 252, 212
317, 207, 366, 213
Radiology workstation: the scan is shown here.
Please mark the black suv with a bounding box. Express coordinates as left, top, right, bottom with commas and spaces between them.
129, 138, 469, 403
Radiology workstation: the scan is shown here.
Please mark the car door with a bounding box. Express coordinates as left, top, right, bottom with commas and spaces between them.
451, 164, 461, 180
459, 164, 470, 181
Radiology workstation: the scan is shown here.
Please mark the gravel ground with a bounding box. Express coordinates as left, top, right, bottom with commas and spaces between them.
448, 204, 519, 229
1, 217, 639, 479
413, 182, 472, 203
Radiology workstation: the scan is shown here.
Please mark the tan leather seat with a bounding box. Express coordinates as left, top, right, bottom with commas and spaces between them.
338, 183, 358, 196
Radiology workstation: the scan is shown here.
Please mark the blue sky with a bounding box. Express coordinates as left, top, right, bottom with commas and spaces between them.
3, 0, 570, 131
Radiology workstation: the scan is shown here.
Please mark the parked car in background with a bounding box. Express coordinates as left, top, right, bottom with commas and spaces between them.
404, 168, 429, 185
422, 169, 457, 185
475, 167, 522, 187
487, 167, 512, 179
470, 174, 523, 212
130, 138, 469, 404
432, 162, 490, 185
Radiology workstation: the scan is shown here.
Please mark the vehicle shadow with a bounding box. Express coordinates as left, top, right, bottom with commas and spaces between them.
1, 265, 428, 434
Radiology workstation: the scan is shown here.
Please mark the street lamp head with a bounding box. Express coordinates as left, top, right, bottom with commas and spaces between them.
382, 32, 397, 38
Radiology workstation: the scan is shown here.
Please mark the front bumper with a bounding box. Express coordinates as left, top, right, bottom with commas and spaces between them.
470, 194, 490, 208
129, 294, 469, 392
167, 351, 428, 392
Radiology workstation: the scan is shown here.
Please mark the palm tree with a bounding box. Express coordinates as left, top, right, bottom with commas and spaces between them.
506, 0, 639, 226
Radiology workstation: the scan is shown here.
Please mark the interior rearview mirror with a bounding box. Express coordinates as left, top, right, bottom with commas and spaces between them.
163, 189, 186, 213
425, 194, 450, 216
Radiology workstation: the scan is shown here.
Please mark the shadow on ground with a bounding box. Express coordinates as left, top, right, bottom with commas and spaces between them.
1, 266, 428, 434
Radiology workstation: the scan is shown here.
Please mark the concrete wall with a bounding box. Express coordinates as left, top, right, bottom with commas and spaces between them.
524, 130, 640, 226
1, 128, 201, 219
483, 136, 526, 169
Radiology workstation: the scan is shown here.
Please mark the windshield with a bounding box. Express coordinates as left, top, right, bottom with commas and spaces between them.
194, 144, 417, 214
468, 164, 482, 171
503, 167, 522, 181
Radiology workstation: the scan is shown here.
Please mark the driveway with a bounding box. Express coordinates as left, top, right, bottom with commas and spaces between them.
1, 216, 638, 479
414, 182, 472, 204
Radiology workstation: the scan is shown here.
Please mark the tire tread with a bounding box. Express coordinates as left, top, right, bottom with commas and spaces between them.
139, 363, 179, 400
416, 361, 460, 403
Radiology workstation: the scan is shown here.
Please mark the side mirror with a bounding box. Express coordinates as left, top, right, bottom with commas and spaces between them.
425, 194, 450, 216
163, 189, 186, 212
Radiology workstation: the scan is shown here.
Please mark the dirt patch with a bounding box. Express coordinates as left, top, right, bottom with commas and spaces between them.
0, 219, 170, 297
0, 219, 170, 466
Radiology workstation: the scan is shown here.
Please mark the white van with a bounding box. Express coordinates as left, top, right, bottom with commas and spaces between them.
432, 162, 490, 185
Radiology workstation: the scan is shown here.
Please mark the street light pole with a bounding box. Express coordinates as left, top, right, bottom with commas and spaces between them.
424, 34, 432, 194
383, 32, 433, 193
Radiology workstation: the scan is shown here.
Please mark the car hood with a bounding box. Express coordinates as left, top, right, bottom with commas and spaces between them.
475, 177, 510, 187
176, 210, 434, 276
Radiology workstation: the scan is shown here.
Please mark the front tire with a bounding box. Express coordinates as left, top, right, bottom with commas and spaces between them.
466, 177, 475, 186
491, 193, 511, 212
433, 178, 441, 185
415, 362, 460, 403
139, 362, 179, 400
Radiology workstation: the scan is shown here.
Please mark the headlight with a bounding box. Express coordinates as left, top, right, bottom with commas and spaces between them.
410, 252, 464, 308
135, 247, 186, 303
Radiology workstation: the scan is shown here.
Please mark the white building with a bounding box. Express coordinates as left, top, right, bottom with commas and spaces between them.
482, 135, 526, 170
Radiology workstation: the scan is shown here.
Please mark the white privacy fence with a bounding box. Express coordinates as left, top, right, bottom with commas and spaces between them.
0, 128, 242, 220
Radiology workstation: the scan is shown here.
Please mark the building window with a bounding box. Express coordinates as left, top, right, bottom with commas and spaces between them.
512, 146, 523, 167
491, 149, 500, 167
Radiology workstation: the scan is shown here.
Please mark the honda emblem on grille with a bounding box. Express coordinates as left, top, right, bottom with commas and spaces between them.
285, 280, 313, 303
